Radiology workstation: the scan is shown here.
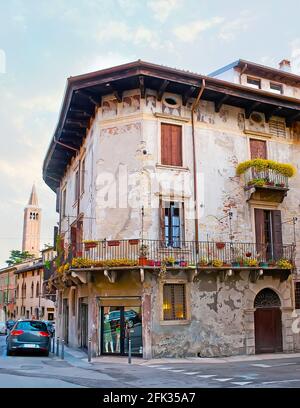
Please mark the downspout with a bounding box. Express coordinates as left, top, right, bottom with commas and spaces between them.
239, 63, 248, 85
191, 79, 206, 244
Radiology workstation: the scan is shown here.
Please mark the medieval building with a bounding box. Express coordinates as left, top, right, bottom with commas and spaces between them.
43, 59, 300, 358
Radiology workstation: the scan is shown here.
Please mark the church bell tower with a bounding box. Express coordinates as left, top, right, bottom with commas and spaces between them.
22, 184, 41, 257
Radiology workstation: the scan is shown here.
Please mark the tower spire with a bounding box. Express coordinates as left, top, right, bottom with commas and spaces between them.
28, 184, 38, 206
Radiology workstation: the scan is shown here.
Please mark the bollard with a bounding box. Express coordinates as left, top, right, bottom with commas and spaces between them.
128, 338, 132, 364
61, 339, 64, 360
88, 337, 92, 363
52, 336, 55, 354
56, 337, 60, 357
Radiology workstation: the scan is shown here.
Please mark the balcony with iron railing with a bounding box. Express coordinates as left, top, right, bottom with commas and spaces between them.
64, 239, 295, 272
237, 159, 296, 203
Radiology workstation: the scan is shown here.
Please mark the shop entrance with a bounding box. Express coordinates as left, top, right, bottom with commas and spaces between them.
100, 305, 142, 356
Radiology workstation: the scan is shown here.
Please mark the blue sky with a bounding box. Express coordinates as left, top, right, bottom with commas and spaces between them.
0, 0, 300, 266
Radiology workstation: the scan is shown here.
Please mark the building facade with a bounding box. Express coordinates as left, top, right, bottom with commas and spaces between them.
0, 266, 17, 321
43, 60, 300, 358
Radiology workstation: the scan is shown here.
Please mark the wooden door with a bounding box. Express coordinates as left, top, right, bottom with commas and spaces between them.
254, 308, 283, 353
250, 139, 267, 159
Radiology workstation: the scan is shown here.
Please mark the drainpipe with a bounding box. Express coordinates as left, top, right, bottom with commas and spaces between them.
239, 63, 248, 85
191, 79, 206, 244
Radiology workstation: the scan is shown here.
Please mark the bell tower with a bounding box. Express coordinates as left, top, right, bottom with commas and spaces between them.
22, 184, 41, 257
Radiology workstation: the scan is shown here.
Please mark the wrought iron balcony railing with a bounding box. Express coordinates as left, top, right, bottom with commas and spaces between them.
66, 239, 295, 269
244, 168, 289, 190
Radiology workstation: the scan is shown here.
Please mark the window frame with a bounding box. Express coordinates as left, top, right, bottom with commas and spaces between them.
160, 122, 183, 168
80, 157, 86, 196
246, 76, 261, 89
159, 280, 191, 325
270, 82, 283, 95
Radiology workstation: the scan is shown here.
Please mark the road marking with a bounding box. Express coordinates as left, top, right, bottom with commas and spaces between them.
251, 364, 271, 368
157, 367, 174, 370
270, 363, 297, 367
261, 379, 300, 385
231, 381, 253, 386
214, 378, 233, 382
183, 372, 201, 375
197, 375, 217, 378
169, 369, 186, 373
146, 365, 164, 368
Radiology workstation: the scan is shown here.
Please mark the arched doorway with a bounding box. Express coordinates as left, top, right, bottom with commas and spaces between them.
254, 288, 283, 354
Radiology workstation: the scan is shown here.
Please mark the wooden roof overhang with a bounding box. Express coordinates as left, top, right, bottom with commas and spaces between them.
43, 60, 300, 191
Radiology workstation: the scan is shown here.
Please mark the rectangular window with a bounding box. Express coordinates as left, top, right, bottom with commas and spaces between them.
247, 77, 261, 89
162, 201, 182, 248
74, 170, 79, 203
269, 119, 286, 138
161, 123, 182, 167
81, 158, 85, 195
163, 284, 186, 320
270, 82, 283, 95
295, 282, 300, 309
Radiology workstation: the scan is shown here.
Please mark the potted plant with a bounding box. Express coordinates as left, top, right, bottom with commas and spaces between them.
268, 259, 276, 267
138, 244, 148, 266
83, 240, 98, 250
248, 259, 258, 267
108, 240, 120, 246
212, 259, 223, 268
198, 257, 209, 267
180, 260, 188, 267
147, 259, 155, 267
216, 242, 225, 250
164, 256, 175, 266
259, 261, 268, 267
154, 260, 161, 267
276, 259, 293, 269
245, 251, 252, 258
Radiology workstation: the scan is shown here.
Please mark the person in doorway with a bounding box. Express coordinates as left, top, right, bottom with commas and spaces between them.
103, 314, 114, 353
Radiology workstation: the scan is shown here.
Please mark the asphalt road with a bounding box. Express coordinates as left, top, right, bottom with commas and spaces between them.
1, 335, 300, 388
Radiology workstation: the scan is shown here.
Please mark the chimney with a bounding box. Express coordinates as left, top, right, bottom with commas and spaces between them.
279, 59, 291, 72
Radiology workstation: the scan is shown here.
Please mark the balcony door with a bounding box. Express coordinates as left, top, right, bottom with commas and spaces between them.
254, 209, 283, 261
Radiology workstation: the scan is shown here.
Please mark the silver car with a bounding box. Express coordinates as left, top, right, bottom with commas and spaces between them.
6, 320, 51, 356
0, 322, 7, 335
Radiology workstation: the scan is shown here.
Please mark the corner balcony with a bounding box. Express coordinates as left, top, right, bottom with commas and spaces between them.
237, 159, 296, 203
52, 239, 296, 285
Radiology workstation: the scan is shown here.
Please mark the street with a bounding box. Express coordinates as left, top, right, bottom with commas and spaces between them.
1, 335, 300, 388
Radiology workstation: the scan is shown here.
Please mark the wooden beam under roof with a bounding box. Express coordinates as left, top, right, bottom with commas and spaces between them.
245, 102, 261, 119
157, 79, 169, 101
182, 86, 196, 106
214, 95, 229, 113
69, 107, 93, 116
264, 106, 282, 122
75, 90, 99, 106
139, 75, 145, 99
286, 111, 300, 128
65, 119, 90, 128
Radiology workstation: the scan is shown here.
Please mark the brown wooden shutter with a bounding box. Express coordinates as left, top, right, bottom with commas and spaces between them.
255, 209, 265, 258
161, 123, 182, 166
250, 139, 267, 159
271, 210, 283, 260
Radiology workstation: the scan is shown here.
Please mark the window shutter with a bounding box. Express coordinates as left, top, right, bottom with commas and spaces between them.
271, 210, 283, 260
250, 139, 267, 159
255, 209, 265, 257
161, 123, 182, 166
55, 188, 60, 213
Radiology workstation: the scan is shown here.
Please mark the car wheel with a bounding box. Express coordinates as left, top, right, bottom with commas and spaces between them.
6, 348, 14, 356
43, 350, 49, 357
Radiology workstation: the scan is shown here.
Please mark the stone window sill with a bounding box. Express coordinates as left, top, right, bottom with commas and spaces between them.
160, 319, 191, 326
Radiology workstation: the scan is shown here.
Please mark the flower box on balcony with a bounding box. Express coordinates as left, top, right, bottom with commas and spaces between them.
216, 242, 225, 250
180, 261, 188, 267
83, 241, 98, 250
138, 257, 147, 266
232, 262, 240, 267
147, 260, 155, 267
129, 239, 139, 245
155, 261, 161, 267
259, 262, 268, 267
108, 240, 120, 246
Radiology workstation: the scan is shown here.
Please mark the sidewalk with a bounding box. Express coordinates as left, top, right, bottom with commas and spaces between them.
61, 344, 300, 367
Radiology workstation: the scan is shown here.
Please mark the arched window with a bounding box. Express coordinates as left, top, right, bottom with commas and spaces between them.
254, 288, 281, 308
31, 282, 34, 298
36, 282, 40, 298
22, 283, 26, 299
16, 284, 19, 299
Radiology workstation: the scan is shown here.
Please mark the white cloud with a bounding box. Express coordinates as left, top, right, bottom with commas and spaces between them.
290, 39, 300, 74
76, 51, 137, 75
96, 21, 130, 42
174, 16, 224, 42
147, 0, 183, 22
218, 12, 254, 41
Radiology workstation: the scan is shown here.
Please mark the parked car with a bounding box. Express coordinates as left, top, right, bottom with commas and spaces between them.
6, 320, 51, 356
6, 320, 16, 330
43, 320, 55, 337
0, 322, 7, 335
